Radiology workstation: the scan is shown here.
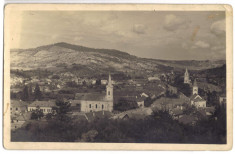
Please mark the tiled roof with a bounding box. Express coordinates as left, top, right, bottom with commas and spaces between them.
28, 101, 56, 107
11, 100, 28, 107
75, 92, 106, 101
171, 108, 183, 116
111, 107, 153, 120
16, 112, 32, 121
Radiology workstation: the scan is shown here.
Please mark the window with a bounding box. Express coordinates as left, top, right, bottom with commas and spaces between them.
108, 91, 110, 95
16, 108, 18, 111
10, 108, 12, 110
102, 104, 104, 109
96, 104, 97, 108
89, 104, 91, 108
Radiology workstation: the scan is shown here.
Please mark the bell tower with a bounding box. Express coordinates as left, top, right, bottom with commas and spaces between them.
192, 79, 198, 95
106, 73, 113, 101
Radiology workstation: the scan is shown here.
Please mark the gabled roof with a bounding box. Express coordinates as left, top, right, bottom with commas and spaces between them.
194, 97, 206, 102
28, 101, 56, 107
75, 92, 106, 101
190, 94, 205, 102
16, 112, 32, 121
11, 100, 28, 107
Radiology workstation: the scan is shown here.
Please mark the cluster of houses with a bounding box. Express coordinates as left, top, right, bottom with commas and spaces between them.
10, 69, 226, 130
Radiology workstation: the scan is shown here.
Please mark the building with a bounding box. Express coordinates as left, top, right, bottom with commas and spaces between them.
190, 80, 206, 108
184, 68, 190, 84
28, 100, 56, 114
136, 97, 145, 108
11, 112, 31, 130
74, 74, 114, 112
10, 100, 28, 117
219, 93, 226, 106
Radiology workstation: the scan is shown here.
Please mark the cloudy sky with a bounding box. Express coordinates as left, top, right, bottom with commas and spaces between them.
12, 11, 225, 60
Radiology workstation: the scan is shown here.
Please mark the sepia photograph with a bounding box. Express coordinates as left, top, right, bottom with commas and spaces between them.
3, 4, 233, 150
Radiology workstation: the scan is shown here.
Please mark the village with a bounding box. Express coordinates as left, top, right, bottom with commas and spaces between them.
10, 67, 226, 131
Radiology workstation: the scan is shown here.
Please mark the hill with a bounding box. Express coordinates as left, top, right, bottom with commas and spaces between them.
10, 42, 225, 76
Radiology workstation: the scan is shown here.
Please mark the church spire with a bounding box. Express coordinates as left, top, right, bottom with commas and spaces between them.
108, 73, 112, 86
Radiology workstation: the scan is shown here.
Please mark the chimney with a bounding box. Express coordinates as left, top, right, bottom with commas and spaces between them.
180, 106, 183, 110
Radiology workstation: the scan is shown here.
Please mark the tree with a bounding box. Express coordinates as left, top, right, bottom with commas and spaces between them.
96, 79, 101, 86
34, 84, 42, 100
54, 98, 71, 121
21, 85, 29, 101
31, 106, 44, 120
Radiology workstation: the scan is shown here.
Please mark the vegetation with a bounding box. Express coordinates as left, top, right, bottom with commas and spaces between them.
31, 106, 44, 120
114, 98, 138, 111
12, 108, 226, 143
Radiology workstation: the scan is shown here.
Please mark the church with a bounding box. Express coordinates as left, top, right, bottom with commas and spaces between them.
72, 74, 114, 113
190, 79, 207, 108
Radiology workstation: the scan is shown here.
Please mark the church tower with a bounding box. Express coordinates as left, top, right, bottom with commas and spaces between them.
192, 79, 198, 95
184, 68, 190, 84
106, 73, 113, 101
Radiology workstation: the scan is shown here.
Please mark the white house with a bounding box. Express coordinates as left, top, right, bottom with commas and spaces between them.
28, 101, 56, 114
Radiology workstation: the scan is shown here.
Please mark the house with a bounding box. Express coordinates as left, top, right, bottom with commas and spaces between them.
11, 112, 32, 130
219, 93, 226, 106
28, 100, 56, 114
170, 107, 184, 120
10, 100, 28, 117
136, 97, 145, 108
74, 74, 114, 113
140, 92, 149, 98
148, 76, 160, 81
101, 80, 108, 85
111, 107, 153, 120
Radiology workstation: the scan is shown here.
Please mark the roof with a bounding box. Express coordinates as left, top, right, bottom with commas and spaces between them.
136, 96, 145, 102
111, 107, 153, 120
197, 109, 207, 117
28, 101, 56, 107
85, 111, 112, 121
75, 92, 106, 101
179, 115, 196, 125
193, 97, 206, 102
69, 100, 81, 106
190, 94, 205, 102
16, 112, 32, 121
171, 108, 183, 116
205, 107, 215, 113
11, 100, 28, 107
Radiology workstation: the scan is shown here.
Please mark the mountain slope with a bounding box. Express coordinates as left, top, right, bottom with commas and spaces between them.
10, 42, 225, 75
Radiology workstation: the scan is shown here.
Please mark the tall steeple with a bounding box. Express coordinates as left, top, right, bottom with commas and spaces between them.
106, 73, 113, 101
192, 79, 198, 95
184, 68, 190, 84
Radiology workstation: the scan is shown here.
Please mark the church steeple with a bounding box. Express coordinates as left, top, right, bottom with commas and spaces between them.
106, 73, 113, 101
184, 68, 190, 84
192, 79, 198, 95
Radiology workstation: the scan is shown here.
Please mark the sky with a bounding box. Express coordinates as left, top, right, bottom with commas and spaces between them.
11, 11, 226, 60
